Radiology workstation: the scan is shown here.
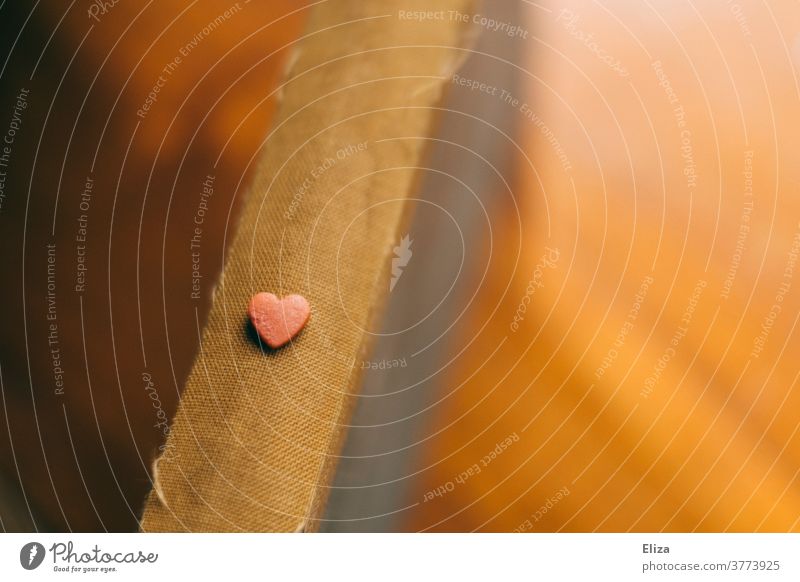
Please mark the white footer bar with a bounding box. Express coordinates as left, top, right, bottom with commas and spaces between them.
0, 533, 796, 580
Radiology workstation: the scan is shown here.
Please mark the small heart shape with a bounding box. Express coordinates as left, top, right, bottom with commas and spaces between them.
247, 293, 310, 349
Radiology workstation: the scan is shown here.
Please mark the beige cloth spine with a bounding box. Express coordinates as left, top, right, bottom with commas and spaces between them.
140, 0, 475, 532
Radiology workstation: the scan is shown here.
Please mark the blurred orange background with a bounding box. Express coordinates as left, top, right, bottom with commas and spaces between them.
405, 0, 800, 532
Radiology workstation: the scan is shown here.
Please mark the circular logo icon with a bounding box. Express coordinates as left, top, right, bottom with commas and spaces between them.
19, 542, 45, 570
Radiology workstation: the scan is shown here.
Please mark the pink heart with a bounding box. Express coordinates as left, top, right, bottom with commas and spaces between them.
247, 293, 310, 349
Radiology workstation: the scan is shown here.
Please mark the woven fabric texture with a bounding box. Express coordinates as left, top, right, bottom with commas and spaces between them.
140, 0, 474, 532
